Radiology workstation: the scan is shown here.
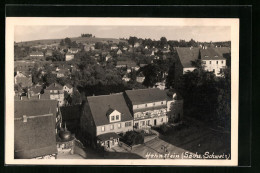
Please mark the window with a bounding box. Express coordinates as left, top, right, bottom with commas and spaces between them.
111, 116, 115, 121
101, 126, 105, 132
221, 61, 223, 64
125, 122, 132, 127
146, 120, 150, 125
209, 61, 211, 64
161, 101, 164, 105
116, 115, 119, 120
153, 103, 155, 106
110, 124, 114, 130
136, 105, 139, 108
118, 123, 121, 128
145, 104, 147, 107
216, 61, 218, 64
142, 121, 145, 126
161, 118, 164, 122
213, 69, 215, 73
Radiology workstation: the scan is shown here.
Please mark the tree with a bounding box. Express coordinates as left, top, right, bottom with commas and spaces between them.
43, 72, 57, 86
95, 42, 103, 49
160, 37, 168, 48
128, 36, 138, 47
70, 90, 82, 105
70, 41, 78, 48
60, 39, 65, 46
64, 37, 72, 46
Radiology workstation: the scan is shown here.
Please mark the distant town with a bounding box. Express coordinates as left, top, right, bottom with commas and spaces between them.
14, 34, 231, 159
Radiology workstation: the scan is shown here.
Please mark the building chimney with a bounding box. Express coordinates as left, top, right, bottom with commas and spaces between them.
23, 115, 28, 123
38, 94, 41, 99
20, 96, 22, 100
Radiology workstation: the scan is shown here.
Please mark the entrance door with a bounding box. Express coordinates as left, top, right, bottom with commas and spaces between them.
135, 122, 139, 128
107, 141, 110, 148
154, 119, 157, 126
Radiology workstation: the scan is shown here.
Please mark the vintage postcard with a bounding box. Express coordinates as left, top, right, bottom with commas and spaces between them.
5, 17, 239, 166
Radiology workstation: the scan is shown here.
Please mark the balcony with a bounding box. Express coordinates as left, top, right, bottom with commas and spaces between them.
134, 111, 166, 121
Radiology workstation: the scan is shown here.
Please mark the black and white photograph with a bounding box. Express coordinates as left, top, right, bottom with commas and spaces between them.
5, 17, 239, 165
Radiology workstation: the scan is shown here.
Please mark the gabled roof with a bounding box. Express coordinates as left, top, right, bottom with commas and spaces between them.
85, 93, 133, 126
14, 100, 57, 158
125, 88, 168, 105
200, 48, 226, 60
212, 47, 231, 56
64, 84, 73, 89
45, 83, 63, 90
176, 47, 200, 68
31, 85, 42, 94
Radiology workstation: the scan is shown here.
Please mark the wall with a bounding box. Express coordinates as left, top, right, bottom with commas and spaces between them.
203, 60, 226, 76
96, 120, 133, 136
134, 115, 168, 128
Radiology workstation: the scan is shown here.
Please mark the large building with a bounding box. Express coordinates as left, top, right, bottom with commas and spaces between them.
200, 48, 226, 76
124, 88, 169, 129
14, 99, 58, 159
81, 93, 133, 149
44, 83, 65, 106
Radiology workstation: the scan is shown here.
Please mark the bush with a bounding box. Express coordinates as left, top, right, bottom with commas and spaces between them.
122, 131, 144, 146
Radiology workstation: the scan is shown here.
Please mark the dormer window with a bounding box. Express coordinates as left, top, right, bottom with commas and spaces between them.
205, 55, 209, 58
116, 115, 119, 120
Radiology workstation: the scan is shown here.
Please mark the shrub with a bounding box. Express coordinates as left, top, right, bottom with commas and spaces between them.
122, 131, 144, 146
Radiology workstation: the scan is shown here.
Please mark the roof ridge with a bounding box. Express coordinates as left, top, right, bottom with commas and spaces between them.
87, 92, 123, 99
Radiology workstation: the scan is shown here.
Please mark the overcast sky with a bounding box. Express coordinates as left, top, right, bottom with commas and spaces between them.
14, 25, 231, 42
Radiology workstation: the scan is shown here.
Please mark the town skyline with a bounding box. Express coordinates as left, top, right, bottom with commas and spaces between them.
14, 25, 231, 43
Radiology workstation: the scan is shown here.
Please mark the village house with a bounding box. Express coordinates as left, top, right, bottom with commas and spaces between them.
134, 42, 141, 48
14, 71, 33, 88
45, 49, 53, 57
124, 88, 169, 130
80, 93, 133, 149
105, 54, 112, 61
44, 83, 65, 106
122, 46, 128, 51
65, 52, 74, 61
136, 72, 145, 83
200, 47, 227, 76
122, 74, 131, 82
14, 99, 58, 159
68, 48, 80, 54
110, 44, 118, 50
116, 49, 123, 56
29, 51, 44, 57
116, 61, 139, 71
63, 84, 73, 94
154, 81, 166, 90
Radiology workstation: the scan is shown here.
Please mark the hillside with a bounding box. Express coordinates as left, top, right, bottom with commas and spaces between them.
16, 37, 127, 47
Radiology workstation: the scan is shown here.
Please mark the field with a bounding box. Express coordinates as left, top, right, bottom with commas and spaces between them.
16, 37, 126, 47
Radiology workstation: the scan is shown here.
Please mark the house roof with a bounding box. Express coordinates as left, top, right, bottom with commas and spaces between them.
125, 88, 168, 105
200, 48, 226, 60
30, 85, 42, 94
97, 132, 120, 141
85, 93, 133, 126
117, 61, 137, 67
14, 100, 57, 158
45, 83, 63, 90
66, 52, 74, 56
212, 47, 231, 56
176, 47, 200, 68
64, 84, 73, 89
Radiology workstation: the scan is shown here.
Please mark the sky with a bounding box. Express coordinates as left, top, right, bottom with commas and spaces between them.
14, 25, 231, 42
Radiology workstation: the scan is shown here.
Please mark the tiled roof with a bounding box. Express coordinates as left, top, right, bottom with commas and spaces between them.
212, 47, 231, 56
200, 48, 226, 60
85, 93, 133, 126
125, 88, 168, 105
14, 100, 57, 158
176, 48, 200, 68
45, 83, 63, 90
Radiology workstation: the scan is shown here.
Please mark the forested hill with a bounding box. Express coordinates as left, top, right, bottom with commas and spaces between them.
16, 37, 126, 47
